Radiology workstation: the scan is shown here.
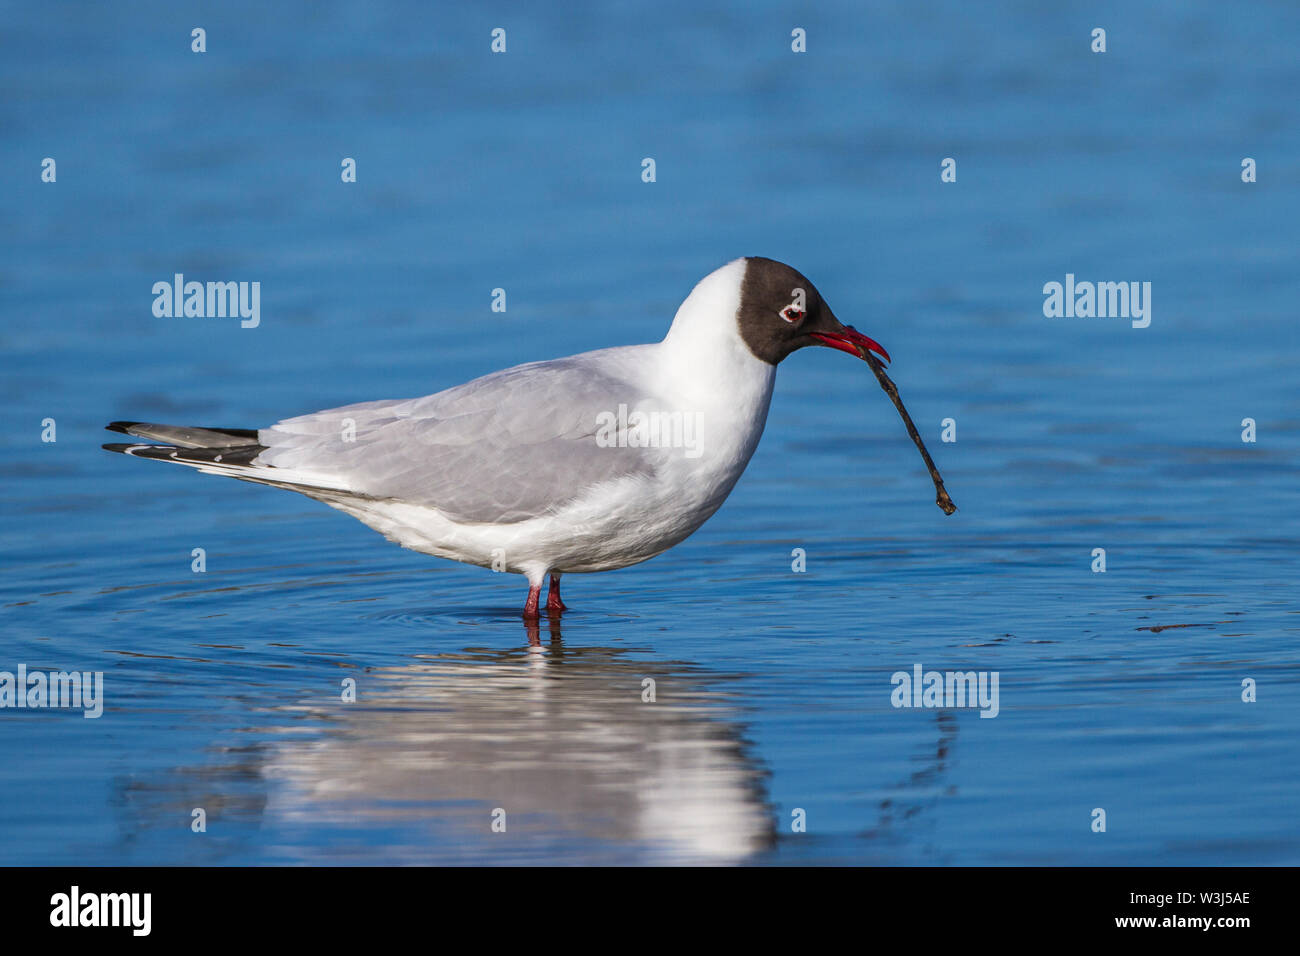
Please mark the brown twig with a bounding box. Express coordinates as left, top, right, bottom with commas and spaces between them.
857, 348, 957, 516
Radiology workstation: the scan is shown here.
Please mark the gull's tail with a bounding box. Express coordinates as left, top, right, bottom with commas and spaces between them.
103, 420, 266, 467
102, 421, 352, 498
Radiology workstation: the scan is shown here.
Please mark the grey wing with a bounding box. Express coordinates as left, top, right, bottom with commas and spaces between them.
255, 354, 657, 524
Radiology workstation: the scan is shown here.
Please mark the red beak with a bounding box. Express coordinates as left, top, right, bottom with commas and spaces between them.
809, 325, 891, 365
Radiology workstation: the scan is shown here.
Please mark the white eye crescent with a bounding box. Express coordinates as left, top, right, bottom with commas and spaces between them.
780, 306, 804, 323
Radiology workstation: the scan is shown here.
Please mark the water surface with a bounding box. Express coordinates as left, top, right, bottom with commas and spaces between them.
2, 0, 1298, 864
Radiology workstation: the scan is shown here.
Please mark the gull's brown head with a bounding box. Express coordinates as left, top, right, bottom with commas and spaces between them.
735, 257, 890, 367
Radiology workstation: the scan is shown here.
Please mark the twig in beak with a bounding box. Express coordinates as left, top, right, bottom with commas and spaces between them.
856, 347, 957, 516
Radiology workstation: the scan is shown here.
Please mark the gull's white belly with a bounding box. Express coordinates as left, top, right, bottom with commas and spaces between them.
314, 364, 775, 577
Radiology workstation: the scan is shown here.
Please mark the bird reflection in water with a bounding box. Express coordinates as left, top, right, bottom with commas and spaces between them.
120, 614, 776, 864
114, 615, 964, 863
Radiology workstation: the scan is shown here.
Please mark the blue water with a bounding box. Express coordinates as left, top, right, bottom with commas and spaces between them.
2, 0, 1298, 864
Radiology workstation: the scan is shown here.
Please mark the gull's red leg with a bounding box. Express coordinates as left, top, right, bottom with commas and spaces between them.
523, 583, 541, 619
546, 573, 567, 614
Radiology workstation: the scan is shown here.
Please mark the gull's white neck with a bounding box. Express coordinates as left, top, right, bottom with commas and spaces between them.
655, 258, 776, 411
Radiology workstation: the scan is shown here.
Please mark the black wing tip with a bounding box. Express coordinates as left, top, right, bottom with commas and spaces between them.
102, 441, 265, 466
210, 426, 261, 440
101, 442, 186, 462
104, 421, 261, 440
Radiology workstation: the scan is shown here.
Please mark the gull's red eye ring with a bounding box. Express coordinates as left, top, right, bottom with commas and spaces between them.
781, 307, 804, 323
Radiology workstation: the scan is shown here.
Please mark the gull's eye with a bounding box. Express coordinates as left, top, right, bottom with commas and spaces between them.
781, 306, 804, 324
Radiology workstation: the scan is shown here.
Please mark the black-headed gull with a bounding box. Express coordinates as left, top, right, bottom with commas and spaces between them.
105, 257, 890, 618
